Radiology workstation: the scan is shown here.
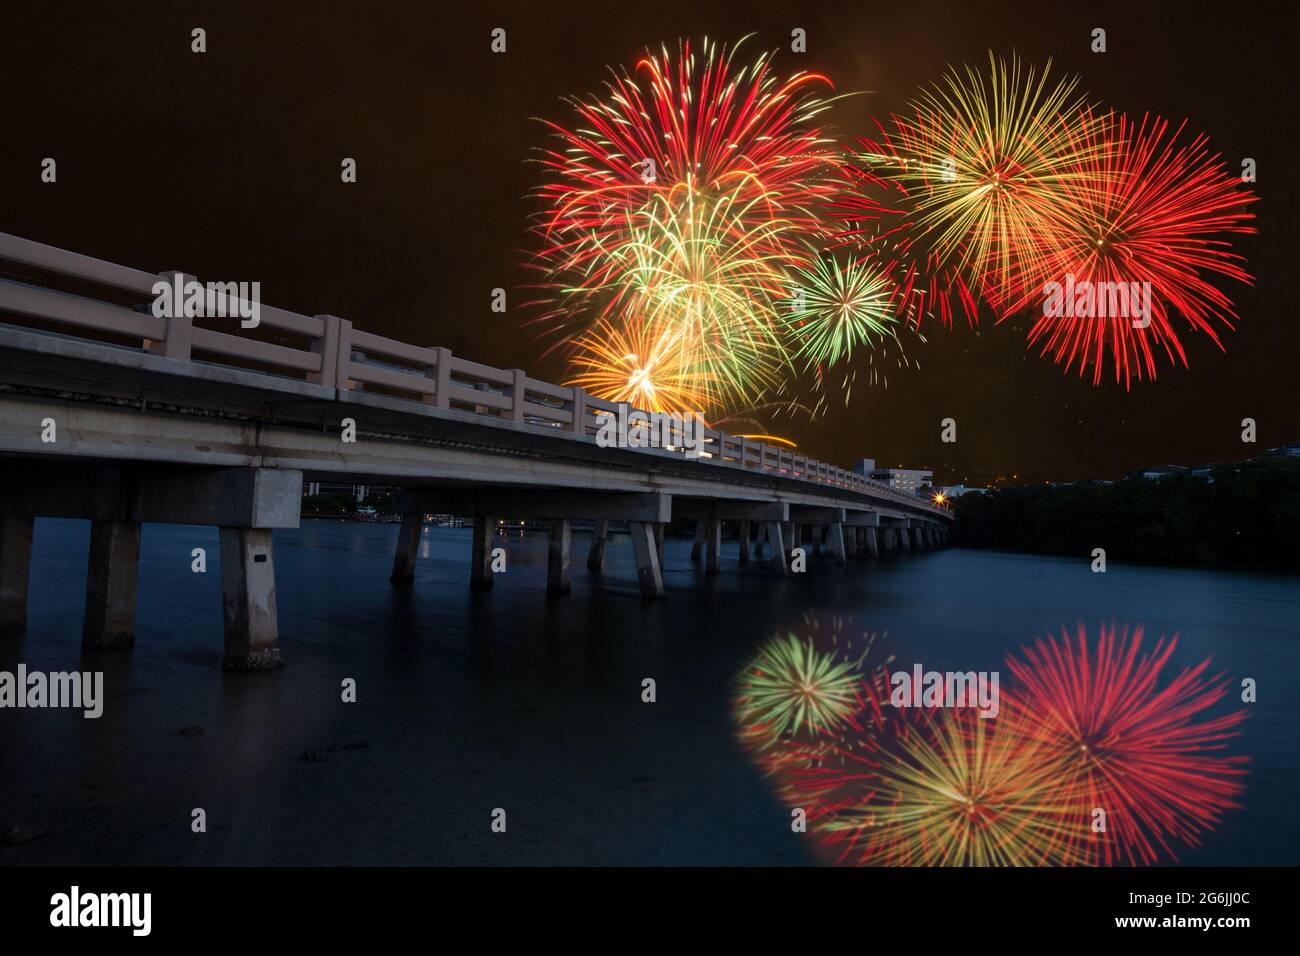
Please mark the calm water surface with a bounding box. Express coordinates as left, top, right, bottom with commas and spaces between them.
2, 518, 1297, 865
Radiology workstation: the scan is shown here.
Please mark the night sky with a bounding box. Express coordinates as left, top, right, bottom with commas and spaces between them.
3, 0, 1294, 485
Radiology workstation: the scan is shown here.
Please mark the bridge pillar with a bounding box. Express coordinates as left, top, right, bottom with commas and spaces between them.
791, 524, 803, 551
767, 522, 788, 575
752, 523, 765, 559
470, 516, 496, 590
898, 525, 911, 552
83, 519, 141, 649
628, 521, 664, 599
548, 519, 572, 594
705, 518, 722, 575
653, 523, 664, 569
738, 521, 750, 564
586, 519, 608, 572
829, 522, 847, 566
219, 528, 281, 670
865, 526, 880, 557
690, 520, 706, 561
0, 515, 34, 634
390, 513, 422, 584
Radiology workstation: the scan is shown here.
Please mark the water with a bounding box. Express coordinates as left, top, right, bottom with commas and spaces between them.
2, 518, 1297, 865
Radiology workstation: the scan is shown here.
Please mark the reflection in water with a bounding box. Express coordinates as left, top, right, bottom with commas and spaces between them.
1004, 624, 1248, 866
732, 619, 1248, 866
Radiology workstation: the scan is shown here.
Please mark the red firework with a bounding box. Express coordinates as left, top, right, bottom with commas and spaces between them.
530, 35, 838, 307
1003, 623, 1248, 865
990, 111, 1257, 386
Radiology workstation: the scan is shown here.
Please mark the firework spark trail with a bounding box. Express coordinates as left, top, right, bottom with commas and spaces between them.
566, 317, 711, 411
819, 708, 1094, 866
988, 111, 1257, 386
834, 53, 1107, 328
1003, 624, 1249, 866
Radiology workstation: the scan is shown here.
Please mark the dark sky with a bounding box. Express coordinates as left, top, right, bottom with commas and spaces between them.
3, 1, 1294, 484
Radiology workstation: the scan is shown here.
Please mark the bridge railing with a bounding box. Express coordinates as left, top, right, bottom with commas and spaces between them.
0, 231, 948, 517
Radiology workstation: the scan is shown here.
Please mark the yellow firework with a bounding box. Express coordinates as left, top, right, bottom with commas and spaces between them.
866, 52, 1105, 292
582, 180, 797, 413
822, 710, 1092, 866
566, 318, 711, 412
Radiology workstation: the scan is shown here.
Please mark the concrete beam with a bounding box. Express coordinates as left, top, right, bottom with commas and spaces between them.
396, 487, 671, 524
0, 515, 34, 634
0, 463, 301, 528
789, 505, 846, 524
586, 519, 608, 572
628, 521, 664, 599
843, 511, 881, 527
83, 519, 140, 649
705, 518, 722, 575
829, 522, 847, 566
672, 499, 789, 522
767, 521, 788, 575
469, 516, 496, 590
548, 519, 572, 594
219, 527, 281, 670
690, 519, 706, 561
390, 513, 422, 583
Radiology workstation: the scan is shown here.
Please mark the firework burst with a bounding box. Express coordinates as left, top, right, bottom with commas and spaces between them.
990, 111, 1257, 386
566, 318, 710, 412
784, 253, 905, 368
849, 52, 1106, 314
1003, 623, 1248, 865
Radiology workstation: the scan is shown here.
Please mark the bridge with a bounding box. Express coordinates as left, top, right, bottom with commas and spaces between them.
0, 231, 952, 670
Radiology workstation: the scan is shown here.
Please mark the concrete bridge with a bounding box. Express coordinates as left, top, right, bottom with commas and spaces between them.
0, 231, 952, 670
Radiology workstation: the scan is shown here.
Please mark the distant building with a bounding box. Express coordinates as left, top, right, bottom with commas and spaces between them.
873, 467, 935, 495
939, 485, 985, 498
851, 458, 932, 495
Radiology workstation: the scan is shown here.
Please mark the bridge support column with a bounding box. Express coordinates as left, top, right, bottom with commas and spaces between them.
390, 513, 422, 583
738, 521, 750, 564
470, 516, 496, 590
829, 523, 847, 566
653, 523, 664, 568
866, 526, 880, 557
705, 519, 722, 575
767, 522, 788, 575
791, 524, 803, 551
219, 528, 281, 670
752, 523, 765, 559
898, 525, 911, 552
548, 519, 572, 594
628, 521, 664, 599
690, 520, 706, 561
0, 516, 34, 634
586, 520, 608, 572
83, 519, 140, 649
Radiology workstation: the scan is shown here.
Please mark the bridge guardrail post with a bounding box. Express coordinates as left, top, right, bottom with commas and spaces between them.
335, 318, 354, 390
432, 347, 452, 409
507, 369, 526, 422
310, 314, 341, 388
569, 386, 586, 435
145, 271, 194, 361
